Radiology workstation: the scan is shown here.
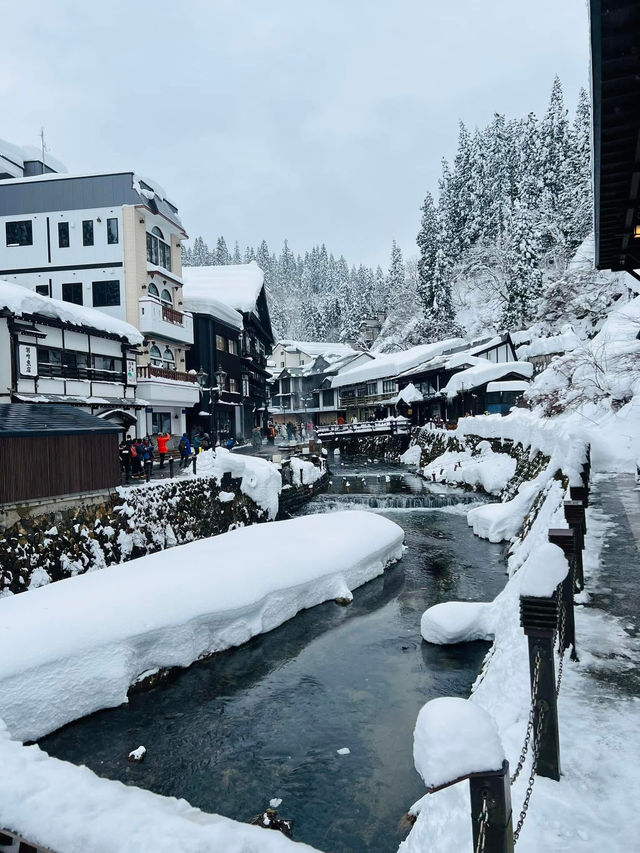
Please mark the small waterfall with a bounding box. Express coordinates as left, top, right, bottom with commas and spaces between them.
309, 492, 482, 510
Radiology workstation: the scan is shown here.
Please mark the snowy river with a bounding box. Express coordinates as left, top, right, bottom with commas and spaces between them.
39, 455, 507, 853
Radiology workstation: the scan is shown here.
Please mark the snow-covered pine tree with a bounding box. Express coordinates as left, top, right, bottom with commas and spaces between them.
232, 241, 242, 264
416, 191, 438, 314
502, 201, 544, 329
190, 236, 210, 266
386, 240, 405, 311
244, 245, 256, 263
181, 243, 193, 267
215, 236, 230, 265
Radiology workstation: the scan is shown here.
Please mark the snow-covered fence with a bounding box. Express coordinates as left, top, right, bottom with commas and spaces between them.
316, 417, 411, 440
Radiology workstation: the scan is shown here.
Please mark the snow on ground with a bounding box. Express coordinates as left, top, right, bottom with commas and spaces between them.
467, 477, 546, 543
401, 479, 640, 851
422, 442, 516, 495
0, 511, 404, 742
400, 444, 423, 467
289, 456, 325, 486
420, 602, 493, 644
0, 721, 320, 853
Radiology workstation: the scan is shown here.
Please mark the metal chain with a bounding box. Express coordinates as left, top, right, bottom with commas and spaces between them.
513, 702, 546, 843
556, 597, 566, 696
510, 649, 542, 784
475, 792, 489, 853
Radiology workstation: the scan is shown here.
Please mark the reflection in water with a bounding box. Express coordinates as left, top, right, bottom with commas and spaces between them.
40, 456, 506, 853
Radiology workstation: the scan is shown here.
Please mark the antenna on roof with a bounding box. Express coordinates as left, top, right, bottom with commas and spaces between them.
39, 127, 47, 174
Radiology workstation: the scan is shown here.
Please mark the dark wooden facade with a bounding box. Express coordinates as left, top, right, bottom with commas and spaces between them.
0, 405, 120, 504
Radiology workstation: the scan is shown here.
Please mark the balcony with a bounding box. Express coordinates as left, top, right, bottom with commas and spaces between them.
138, 364, 197, 383
139, 297, 193, 345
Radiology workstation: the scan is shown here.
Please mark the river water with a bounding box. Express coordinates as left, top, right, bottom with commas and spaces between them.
40, 455, 507, 852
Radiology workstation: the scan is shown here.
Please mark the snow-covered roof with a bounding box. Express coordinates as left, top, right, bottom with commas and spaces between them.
331, 338, 466, 388
443, 361, 533, 399
181, 263, 264, 314
486, 380, 530, 393
396, 383, 424, 404
276, 339, 357, 359
515, 327, 580, 360
0, 281, 143, 345
0, 138, 68, 175
182, 285, 243, 331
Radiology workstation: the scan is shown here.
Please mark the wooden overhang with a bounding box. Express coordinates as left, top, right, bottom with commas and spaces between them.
591, 0, 640, 274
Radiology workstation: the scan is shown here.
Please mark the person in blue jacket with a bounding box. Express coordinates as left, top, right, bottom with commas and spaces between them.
178, 433, 191, 468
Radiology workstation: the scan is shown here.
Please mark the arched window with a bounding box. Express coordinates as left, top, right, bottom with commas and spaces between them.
162, 347, 175, 368
148, 282, 159, 297
161, 288, 172, 305
151, 226, 164, 239
150, 345, 162, 366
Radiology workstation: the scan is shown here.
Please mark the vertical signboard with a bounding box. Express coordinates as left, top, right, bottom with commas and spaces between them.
19, 344, 38, 377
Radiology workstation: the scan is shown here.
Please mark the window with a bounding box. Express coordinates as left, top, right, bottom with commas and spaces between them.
92, 280, 120, 307
37, 347, 89, 379
162, 347, 175, 368
322, 389, 335, 407
146, 226, 172, 271
63, 350, 88, 374
58, 222, 69, 248
160, 288, 172, 305
62, 282, 83, 305
107, 218, 118, 244
37, 348, 61, 375
366, 382, 377, 396
148, 282, 159, 297
92, 354, 122, 375
242, 375, 250, 397
216, 334, 226, 351
150, 345, 162, 366
35, 284, 50, 296
382, 380, 396, 394
228, 338, 237, 355
229, 377, 239, 393
6, 220, 32, 246
82, 220, 94, 246
152, 412, 171, 434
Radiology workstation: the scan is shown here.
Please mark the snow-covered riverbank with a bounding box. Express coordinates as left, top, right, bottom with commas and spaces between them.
0, 510, 404, 743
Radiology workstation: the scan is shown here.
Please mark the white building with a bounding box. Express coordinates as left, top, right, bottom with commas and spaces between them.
0, 280, 145, 434
271, 340, 359, 371
0, 149, 199, 436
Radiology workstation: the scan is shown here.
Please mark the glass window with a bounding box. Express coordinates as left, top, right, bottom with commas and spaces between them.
160, 289, 172, 304
151, 226, 164, 239
93, 354, 122, 373
148, 282, 159, 297
322, 389, 334, 407
37, 348, 61, 375
229, 377, 239, 393
82, 220, 94, 246
151, 412, 171, 434
62, 282, 83, 305
162, 347, 175, 367
242, 375, 249, 397
92, 280, 120, 307
6, 220, 32, 246
366, 382, 377, 396
382, 380, 396, 393
216, 334, 226, 351
107, 218, 118, 244
58, 222, 69, 248
150, 345, 162, 366
228, 338, 237, 355
35, 284, 50, 296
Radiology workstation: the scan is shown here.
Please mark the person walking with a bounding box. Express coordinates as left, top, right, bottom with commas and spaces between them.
119, 438, 132, 484
286, 421, 296, 441
141, 437, 155, 482
157, 432, 170, 468
178, 433, 191, 468
252, 426, 262, 452
267, 423, 276, 445
193, 432, 202, 454
131, 438, 144, 479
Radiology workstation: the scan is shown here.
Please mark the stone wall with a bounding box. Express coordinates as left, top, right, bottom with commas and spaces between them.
326, 433, 410, 459
0, 474, 265, 597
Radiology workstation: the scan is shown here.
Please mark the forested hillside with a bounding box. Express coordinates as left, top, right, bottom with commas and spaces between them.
184, 77, 593, 348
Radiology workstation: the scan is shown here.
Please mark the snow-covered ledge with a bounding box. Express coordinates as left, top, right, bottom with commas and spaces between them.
0, 511, 404, 742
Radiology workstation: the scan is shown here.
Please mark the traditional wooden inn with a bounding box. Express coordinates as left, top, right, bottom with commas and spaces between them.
270, 346, 373, 426
0, 280, 147, 435
330, 338, 466, 422
182, 262, 274, 441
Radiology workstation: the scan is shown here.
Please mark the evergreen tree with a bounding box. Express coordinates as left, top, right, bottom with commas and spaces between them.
191, 236, 210, 266
416, 192, 439, 314
181, 243, 193, 267
232, 241, 242, 264
386, 240, 405, 310
215, 236, 230, 265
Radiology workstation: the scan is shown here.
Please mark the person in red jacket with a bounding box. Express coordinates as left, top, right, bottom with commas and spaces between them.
157, 432, 170, 468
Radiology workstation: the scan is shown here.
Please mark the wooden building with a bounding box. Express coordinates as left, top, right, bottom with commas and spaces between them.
0, 404, 121, 505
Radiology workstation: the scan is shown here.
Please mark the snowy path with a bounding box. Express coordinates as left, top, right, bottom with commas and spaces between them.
400, 475, 640, 851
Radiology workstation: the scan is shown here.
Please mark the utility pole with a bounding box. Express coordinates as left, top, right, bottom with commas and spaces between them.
40, 127, 47, 174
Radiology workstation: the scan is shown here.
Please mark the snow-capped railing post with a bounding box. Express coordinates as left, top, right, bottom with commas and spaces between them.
519, 591, 561, 781
548, 529, 577, 656
413, 698, 514, 853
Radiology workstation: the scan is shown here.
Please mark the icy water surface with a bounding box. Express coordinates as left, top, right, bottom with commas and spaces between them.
40, 455, 507, 853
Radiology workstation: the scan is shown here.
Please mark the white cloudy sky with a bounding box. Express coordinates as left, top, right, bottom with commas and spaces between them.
2, 0, 590, 266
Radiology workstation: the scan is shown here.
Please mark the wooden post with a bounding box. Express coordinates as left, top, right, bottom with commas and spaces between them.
469, 760, 514, 853
569, 485, 589, 508
563, 500, 586, 590
169, 457, 175, 478
548, 529, 577, 656
192, 455, 197, 476
520, 594, 561, 781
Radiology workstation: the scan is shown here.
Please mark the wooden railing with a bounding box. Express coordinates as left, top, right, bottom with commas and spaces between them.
138, 364, 197, 383
161, 304, 184, 326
